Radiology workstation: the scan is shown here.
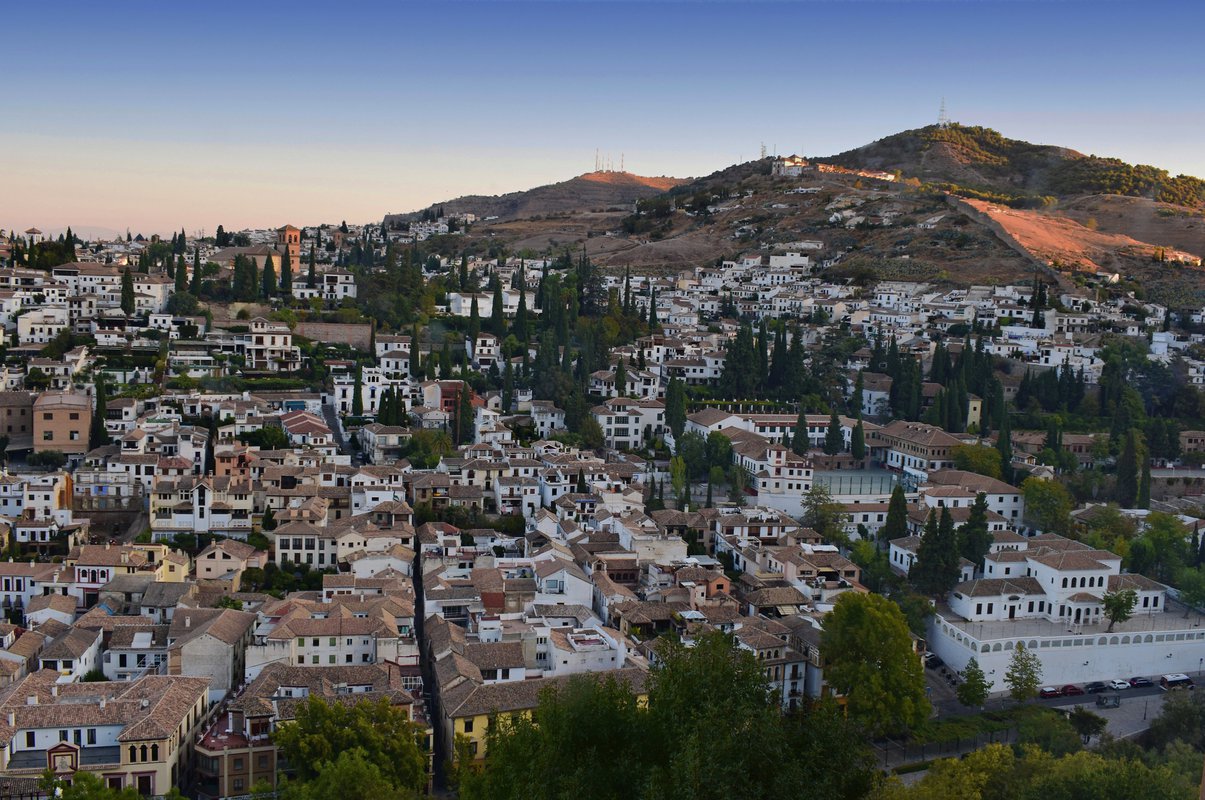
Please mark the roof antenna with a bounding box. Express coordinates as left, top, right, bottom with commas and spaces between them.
938, 98, 950, 128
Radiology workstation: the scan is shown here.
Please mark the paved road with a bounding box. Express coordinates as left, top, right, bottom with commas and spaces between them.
322, 404, 350, 455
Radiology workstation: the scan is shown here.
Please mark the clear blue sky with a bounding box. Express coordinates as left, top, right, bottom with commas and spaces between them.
5, 0, 1203, 236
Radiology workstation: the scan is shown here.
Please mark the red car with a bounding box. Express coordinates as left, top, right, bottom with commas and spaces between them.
1039, 687, 1062, 698
1061, 684, 1085, 696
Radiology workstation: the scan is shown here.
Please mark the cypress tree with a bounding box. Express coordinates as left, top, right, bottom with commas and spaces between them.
491, 281, 505, 336
614, 357, 628, 398
174, 253, 188, 295
792, 407, 808, 456
1117, 429, 1142, 508
1138, 459, 1151, 509
502, 360, 514, 412
89, 378, 110, 450
457, 385, 474, 445
665, 377, 687, 439
881, 485, 909, 542
823, 410, 843, 455
190, 249, 203, 294
262, 253, 276, 298
996, 410, 1013, 484
120, 269, 135, 315
648, 288, 658, 328
281, 247, 293, 294
851, 418, 866, 460
351, 364, 364, 416
469, 294, 481, 342
409, 325, 420, 377
515, 289, 529, 342
308, 245, 318, 288
959, 493, 991, 571
852, 370, 865, 417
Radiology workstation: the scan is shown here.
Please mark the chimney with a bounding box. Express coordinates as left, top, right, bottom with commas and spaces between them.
100, 697, 106, 709
104, 541, 111, 551
141, 698, 149, 709
5, 712, 12, 726
50, 686, 57, 697
184, 616, 191, 629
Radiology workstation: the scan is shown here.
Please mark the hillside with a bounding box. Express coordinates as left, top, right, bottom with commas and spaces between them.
385, 171, 687, 224
422, 124, 1205, 304
827, 124, 1205, 209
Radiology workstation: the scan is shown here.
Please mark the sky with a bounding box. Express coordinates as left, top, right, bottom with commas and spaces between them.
4, 0, 1204, 237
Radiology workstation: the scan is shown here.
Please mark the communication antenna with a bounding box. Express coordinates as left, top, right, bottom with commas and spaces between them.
620, 153, 624, 173
938, 98, 950, 128
760, 142, 767, 160
595, 149, 600, 172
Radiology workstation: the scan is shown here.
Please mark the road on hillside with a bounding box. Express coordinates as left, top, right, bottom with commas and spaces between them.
322, 404, 351, 455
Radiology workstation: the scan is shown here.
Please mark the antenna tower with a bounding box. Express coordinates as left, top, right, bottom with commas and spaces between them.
595, 149, 600, 172
760, 142, 767, 160
938, 98, 950, 128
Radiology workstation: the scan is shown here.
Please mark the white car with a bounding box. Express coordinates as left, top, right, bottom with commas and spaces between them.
1109, 679, 1130, 690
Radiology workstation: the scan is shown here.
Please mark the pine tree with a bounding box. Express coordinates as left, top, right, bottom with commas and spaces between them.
120, 268, 135, 315
881, 485, 909, 542
823, 410, 843, 455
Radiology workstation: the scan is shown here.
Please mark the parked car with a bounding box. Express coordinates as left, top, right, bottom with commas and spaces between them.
1039, 687, 1062, 699
1129, 676, 1154, 688
1085, 681, 1108, 694
1108, 679, 1130, 690
923, 653, 944, 670
1061, 684, 1085, 696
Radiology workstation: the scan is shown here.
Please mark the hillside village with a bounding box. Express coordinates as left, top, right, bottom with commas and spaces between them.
0, 143, 1205, 797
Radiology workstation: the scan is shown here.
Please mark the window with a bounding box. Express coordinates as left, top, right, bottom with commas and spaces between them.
25, 732, 34, 748
43, 431, 53, 441
87, 729, 96, 745
463, 719, 474, 733
59, 730, 68, 742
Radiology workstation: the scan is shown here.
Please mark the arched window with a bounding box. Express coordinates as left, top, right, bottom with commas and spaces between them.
151, 744, 159, 761
140, 745, 147, 763
129, 746, 137, 763
1061, 578, 1068, 588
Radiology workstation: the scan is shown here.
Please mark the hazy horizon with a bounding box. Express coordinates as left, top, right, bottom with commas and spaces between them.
5, 0, 1204, 237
